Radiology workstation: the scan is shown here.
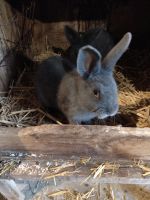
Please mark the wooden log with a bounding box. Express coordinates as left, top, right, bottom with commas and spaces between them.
0, 125, 150, 184
0, 125, 150, 160
8, 159, 150, 184
0, 124, 150, 160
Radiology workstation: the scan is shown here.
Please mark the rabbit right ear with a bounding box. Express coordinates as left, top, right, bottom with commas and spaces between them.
77, 45, 102, 79
102, 32, 132, 71
64, 25, 80, 44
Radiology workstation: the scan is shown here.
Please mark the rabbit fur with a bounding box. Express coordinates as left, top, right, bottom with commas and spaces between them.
64, 26, 115, 64
36, 32, 132, 124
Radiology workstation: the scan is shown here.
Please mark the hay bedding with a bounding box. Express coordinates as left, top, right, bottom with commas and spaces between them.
0, 49, 149, 128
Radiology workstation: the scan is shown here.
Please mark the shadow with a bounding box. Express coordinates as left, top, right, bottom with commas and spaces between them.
91, 113, 138, 127
118, 49, 150, 91
6, 0, 112, 23
0, 49, 36, 88
5, 0, 150, 51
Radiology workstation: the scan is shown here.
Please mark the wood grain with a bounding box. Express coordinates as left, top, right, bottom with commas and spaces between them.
0, 124, 150, 183
0, 124, 150, 160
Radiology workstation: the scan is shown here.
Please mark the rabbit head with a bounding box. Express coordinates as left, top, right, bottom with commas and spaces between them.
57, 32, 132, 123
64, 25, 114, 64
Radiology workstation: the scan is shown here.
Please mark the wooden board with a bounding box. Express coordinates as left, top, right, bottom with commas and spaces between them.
7, 159, 150, 184
0, 124, 150, 160
0, 124, 150, 184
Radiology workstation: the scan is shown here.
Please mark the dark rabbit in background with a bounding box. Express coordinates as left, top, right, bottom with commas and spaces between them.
36, 32, 132, 124
64, 25, 115, 64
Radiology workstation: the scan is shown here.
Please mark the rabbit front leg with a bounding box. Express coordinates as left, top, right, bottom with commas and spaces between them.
67, 114, 82, 124
68, 114, 93, 124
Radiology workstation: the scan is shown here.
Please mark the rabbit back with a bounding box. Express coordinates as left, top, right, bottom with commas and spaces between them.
36, 56, 72, 110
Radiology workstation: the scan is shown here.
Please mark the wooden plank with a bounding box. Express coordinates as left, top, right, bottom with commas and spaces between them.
0, 124, 150, 184
0, 125, 150, 160
7, 159, 150, 184
0, 159, 149, 185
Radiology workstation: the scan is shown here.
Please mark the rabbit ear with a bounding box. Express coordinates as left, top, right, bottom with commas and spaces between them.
77, 45, 102, 78
102, 32, 132, 71
64, 25, 80, 44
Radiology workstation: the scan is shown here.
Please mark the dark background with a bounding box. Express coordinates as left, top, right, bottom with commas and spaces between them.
6, 0, 150, 48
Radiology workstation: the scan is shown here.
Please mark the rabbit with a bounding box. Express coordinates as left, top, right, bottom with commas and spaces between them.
36, 32, 132, 124
64, 25, 115, 64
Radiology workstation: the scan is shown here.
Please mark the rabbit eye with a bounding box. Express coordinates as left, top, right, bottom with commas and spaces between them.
93, 89, 100, 99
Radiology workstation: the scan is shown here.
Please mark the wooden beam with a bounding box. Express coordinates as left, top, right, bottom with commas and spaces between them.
0, 125, 150, 184
7, 159, 150, 184
0, 125, 150, 160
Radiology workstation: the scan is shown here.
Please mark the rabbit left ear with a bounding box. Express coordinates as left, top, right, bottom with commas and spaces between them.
77, 45, 102, 79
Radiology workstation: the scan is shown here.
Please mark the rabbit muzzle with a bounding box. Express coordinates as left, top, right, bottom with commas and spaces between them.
96, 103, 119, 119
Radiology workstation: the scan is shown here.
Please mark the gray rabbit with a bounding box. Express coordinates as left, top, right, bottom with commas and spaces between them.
64, 25, 115, 64
36, 32, 132, 124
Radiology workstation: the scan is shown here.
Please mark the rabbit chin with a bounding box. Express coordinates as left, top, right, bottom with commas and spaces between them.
97, 113, 116, 119
97, 113, 109, 120
72, 112, 97, 123
97, 111, 118, 120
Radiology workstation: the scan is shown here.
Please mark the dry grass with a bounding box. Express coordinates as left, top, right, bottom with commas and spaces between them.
116, 68, 150, 128
0, 83, 62, 127
0, 160, 19, 177
1, 155, 149, 199
48, 188, 96, 200
38, 160, 150, 200
41, 160, 121, 200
